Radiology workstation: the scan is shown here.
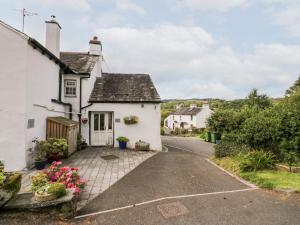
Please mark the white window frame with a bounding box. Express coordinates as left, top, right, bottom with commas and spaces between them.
64, 79, 77, 97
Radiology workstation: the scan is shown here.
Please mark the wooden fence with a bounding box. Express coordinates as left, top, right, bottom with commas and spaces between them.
46, 117, 78, 156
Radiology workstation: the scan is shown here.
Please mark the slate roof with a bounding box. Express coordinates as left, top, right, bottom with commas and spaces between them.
89, 73, 161, 103
172, 107, 202, 115
60, 52, 99, 74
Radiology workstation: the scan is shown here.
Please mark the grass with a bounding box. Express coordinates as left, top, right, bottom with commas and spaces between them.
212, 157, 300, 192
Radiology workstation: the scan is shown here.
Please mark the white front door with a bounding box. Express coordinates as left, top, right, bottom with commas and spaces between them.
91, 112, 113, 146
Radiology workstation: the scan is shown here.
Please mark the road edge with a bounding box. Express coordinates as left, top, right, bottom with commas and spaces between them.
206, 158, 258, 188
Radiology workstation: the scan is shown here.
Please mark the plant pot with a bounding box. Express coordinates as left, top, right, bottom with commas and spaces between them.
34, 160, 47, 170
47, 156, 62, 163
118, 141, 127, 150
34, 191, 57, 202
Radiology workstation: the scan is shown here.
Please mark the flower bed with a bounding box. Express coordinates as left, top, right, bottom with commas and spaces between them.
31, 161, 86, 201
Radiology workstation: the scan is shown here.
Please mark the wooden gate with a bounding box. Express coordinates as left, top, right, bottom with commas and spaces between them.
46, 117, 78, 156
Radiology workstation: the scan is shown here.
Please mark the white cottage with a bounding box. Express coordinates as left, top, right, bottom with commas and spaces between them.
0, 19, 161, 171
164, 103, 212, 130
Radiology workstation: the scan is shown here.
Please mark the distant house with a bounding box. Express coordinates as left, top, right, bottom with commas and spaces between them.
164, 103, 212, 130
0, 18, 161, 171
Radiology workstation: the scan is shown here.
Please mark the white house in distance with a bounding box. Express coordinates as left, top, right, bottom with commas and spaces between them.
164, 103, 212, 130
0, 18, 161, 171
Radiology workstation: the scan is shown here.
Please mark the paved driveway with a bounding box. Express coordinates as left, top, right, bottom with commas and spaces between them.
1, 137, 299, 225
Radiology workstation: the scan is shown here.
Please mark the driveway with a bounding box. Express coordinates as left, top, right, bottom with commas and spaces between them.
1, 137, 299, 225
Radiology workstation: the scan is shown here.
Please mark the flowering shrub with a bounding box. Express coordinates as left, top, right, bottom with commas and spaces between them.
46, 161, 86, 195
31, 172, 48, 192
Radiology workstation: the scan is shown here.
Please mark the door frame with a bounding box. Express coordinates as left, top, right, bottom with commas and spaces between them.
89, 111, 114, 147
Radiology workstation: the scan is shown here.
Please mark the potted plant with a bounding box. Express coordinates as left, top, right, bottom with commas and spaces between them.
32, 138, 47, 170
116, 136, 129, 150
34, 182, 67, 202
124, 116, 139, 125
45, 138, 68, 163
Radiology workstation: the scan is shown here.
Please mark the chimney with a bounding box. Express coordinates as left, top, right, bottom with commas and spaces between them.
45, 16, 61, 57
89, 36, 102, 56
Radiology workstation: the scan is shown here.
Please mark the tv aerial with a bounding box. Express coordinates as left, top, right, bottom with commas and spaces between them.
13, 8, 38, 32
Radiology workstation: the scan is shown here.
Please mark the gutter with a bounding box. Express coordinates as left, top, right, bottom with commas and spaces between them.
51, 99, 73, 120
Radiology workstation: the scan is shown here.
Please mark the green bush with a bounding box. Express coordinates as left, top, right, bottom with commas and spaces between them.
236, 151, 275, 172
239, 110, 280, 151
0, 172, 5, 186
214, 140, 251, 158
3, 173, 22, 193
174, 127, 181, 135
47, 182, 67, 198
116, 136, 129, 143
160, 127, 165, 135
39, 138, 68, 159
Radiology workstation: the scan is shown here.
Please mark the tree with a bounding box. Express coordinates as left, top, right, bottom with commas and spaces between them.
285, 75, 300, 96
246, 88, 272, 109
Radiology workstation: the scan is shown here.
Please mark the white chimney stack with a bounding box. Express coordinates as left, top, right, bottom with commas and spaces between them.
89, 36, 102, 56
45, 16, 61, 57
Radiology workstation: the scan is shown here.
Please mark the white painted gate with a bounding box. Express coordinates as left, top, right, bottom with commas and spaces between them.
91, 112, 113, 146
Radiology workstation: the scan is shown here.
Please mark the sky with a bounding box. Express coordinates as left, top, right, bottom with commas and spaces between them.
0, 0, 300, 99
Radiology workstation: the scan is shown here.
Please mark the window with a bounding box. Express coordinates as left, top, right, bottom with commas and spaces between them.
108, 113, 112, 130
191, 115, 193, 121
64, 79, 77, 97
94, 114, 99, 131
100, 114, 105, 130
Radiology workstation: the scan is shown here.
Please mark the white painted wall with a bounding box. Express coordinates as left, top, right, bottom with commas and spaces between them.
0, 22, 67, 171
25, 40, 67, 169
62, 56, 101, 122
164, 104, 212, 130
81, 103, 162, 151
195, 104, 213, 128
0, 24, 27, 171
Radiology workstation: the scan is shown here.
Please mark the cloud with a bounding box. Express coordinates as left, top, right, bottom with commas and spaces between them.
95, 25, 300, 99
33, 0, 91, 11
174, 0, 254, 12
265, 0, 300, 36
116, 0, 145, 15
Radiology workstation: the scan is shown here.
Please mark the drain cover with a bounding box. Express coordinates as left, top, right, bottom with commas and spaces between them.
101, 155, 119, 160
157, 202, 189, 219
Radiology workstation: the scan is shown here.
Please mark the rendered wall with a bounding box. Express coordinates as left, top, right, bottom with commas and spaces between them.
0, 24, 27, 171
81, 103, 162, 151
25, 42, 67, 170
0, 23, 67, 171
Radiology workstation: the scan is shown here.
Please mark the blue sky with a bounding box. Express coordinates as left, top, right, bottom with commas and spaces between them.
1, 0, 300, 99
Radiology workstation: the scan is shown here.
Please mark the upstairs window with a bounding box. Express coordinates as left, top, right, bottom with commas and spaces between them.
191, 115, 193, 121
65, 79, 77, 97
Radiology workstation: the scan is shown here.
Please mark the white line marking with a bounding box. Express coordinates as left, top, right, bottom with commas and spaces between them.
206, 159, 257, 188
75, 188, 258, 219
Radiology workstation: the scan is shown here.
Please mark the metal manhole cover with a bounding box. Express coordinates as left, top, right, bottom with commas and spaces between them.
101, 155, 119, 160
157, 202, 189, 219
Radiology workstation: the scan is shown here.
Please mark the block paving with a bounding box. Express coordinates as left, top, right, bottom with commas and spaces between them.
20, 148, 157, 210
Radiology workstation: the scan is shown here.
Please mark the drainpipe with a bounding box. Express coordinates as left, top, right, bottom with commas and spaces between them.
58, 69, 62, 101
78, 75, 90, 134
